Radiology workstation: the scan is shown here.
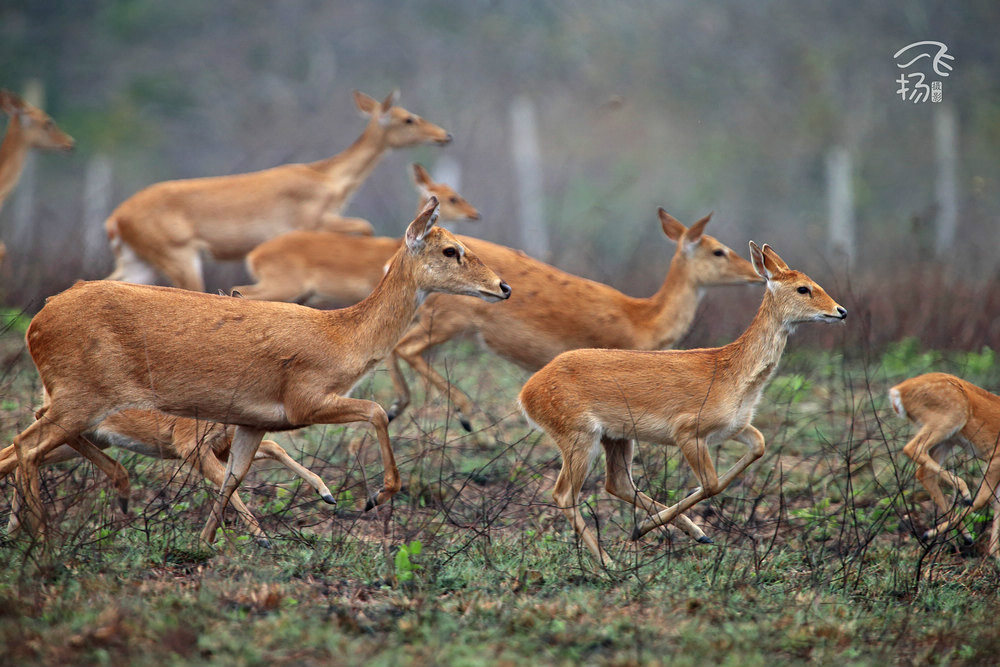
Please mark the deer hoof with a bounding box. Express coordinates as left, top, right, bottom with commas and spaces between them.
963, 496, 974, 507
697, 535, 713, 544
321, 492, 337, 506
459, 416, 473, 432
630, 525, 643, 541
386, 406, 399, 423
364, 494, 379, 512
255, 536, 272, 549
118, 498, 130, 514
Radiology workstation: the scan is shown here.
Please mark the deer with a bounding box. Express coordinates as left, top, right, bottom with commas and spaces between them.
517, 242, 847, 566
9, 198, 511, 544
889, 373, 1000, 557
0, 89, 75, 261
0, 409, 336, 545
233, 162, 481, 305
386, 209, 764, 432
104, 90, 452, 292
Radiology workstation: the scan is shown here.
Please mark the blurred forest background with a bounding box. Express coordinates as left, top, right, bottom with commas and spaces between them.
1, 1, 998, 349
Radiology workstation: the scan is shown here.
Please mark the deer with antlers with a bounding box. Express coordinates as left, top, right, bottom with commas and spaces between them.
105, 90, 451, 292
889, 373, 1000, 557
233, 162, 480, 305
386, 209, 764, 430
518, 243, 846, 566
9, 198, 510, 543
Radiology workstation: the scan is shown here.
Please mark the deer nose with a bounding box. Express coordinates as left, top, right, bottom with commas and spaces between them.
836, 306, 847, 319
499, 281, 511, 299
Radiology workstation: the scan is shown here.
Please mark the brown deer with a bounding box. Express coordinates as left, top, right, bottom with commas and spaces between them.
10, 198, 510, 543
387, 209, 764, 430
105, 90, 451, 292
889, 373, 1000, 557
233, 162, 480, 305
518, 243, 846, 566
0, 89, 75, 261
0, 409, 336, 544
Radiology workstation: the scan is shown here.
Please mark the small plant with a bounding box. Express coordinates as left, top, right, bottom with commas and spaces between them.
394, 540, 423, 584
880, 337, 940, 377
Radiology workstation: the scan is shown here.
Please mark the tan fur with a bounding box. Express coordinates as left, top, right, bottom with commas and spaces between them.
10, 199, 510, 543
388, 210, 764, 427
0, 409, 335, 543
105, 91, 451, 292
518, 243, 846, 566
234, 163, 480, 305
890, 373, 1000, 556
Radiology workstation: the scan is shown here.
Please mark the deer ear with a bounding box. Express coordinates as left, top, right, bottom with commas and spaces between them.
411, 163, 431, 187
0, 90, 24, 116
685, 212, 712, 245
761, 244, 790, 272
354, 91, 378, 116
381, 89, 400, 113
749, 241, 771, 280
658, 208, 686, 243
405, 196, 439, 250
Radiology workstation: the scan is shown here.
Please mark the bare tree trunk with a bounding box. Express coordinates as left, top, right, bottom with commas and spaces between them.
9, 78, 44, 255
826, 146, 854, 263
81, 153, 113, 270
509, 96, 548, 259
934, 103, 958, 255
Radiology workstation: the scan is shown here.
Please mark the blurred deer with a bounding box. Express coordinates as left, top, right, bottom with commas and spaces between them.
105, 90, 452, 292
234, 162, 480, 305
889, 373, 1000, 557
388, 210, 764, 431
519, 243, 846, 566
0, 410, 335, 544
0, 89, 75, 261
10, 199, 510, 543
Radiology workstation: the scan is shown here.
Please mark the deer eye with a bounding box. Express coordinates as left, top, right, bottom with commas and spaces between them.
797, 286, 811, 295
449, 197, 458, 204
43, 120, 54, 130
713, 249, 725, 257
405, 117, 415, 124
443, 247, 457, 258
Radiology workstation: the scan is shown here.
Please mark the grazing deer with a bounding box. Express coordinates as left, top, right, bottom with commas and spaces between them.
0, 89, 75, 261
387, 209, 764, 430
889, 373, 1000, 556
105, 90, 452, 292
10, 199, 510, 543
518, 243, 846, 566
233, 162, 481, 305
0, 409, 336, 544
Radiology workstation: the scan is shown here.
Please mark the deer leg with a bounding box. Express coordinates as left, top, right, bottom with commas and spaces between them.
903, 423, 971, 504
925, 453, 1000, 548
914, 440, 974, 543
65, 437, 132, 513
551, 431, 612, 566
199, 426, 266, 544
632, 425, 766, 540
602, 437, 710, 545
255, 439, 336, 504
156, 246, 205, 293
191, 442, 269, 545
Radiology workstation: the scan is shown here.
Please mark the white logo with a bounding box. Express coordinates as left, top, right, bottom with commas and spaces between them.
894, 41, 954, 103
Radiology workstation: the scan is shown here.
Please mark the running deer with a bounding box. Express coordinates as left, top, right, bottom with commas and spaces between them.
889, 373, 1000, 557
518, 243, 846, 566
387, 209, 764, 430
10, 199, 510, 543
0, 89, 75, 260
233, 162, 481, 305
0, 410, 336, 544
105, 90, 452, 292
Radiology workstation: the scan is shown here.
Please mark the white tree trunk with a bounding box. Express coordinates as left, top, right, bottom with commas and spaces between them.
934, 103, 958, 254
509, 96, 548, 258
826, 146, 855, 262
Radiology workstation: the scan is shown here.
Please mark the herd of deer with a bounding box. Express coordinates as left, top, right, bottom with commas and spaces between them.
0, 87, 997, 566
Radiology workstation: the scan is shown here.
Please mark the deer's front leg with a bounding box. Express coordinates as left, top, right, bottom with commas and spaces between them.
200, 426, 266, 544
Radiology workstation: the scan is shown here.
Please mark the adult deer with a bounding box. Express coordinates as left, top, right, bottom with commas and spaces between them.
889, 373, 1000, 557
105, 90, 452, 292
0, 410, 336, 544
0, 89, 75, 260
234, 162, 480, 305
387, 209, 764, 430
518, 243, 846, 566
10, 199, 510, 543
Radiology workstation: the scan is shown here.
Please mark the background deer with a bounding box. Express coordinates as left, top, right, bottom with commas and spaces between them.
105, 90, 451, 292
0, 89, 75, 262
889, 373, 1000, 557
0, 409, 336, 545
10, 199, 510, 543
233, 162, 481, 305
387, 209, 763, 430
518, 242, 846, 565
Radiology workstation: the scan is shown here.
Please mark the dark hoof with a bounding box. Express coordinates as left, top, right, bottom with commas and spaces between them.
386, 406, 399, 423
256, 537, 272, 549
963, 497, 974, 507
459, 416, 473, 432
630, 526, 643, 541
364, 495, 378, 512
697, 535, 713, 544
922, 529, 935, 541
961, 533, 976, 546
321, 493, 337, 506
119, 498, 130, 514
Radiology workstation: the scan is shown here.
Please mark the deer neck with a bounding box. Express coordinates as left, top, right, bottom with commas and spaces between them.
311, 122, 388, 210
0, 119, 29, 206
723, 290, 790, 398
638, 257, 703, 349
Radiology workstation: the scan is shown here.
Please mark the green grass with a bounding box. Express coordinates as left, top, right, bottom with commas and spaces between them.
1, 331, 999, 666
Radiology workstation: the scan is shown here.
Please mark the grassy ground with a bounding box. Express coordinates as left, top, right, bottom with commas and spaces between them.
1, 315, 999, 667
